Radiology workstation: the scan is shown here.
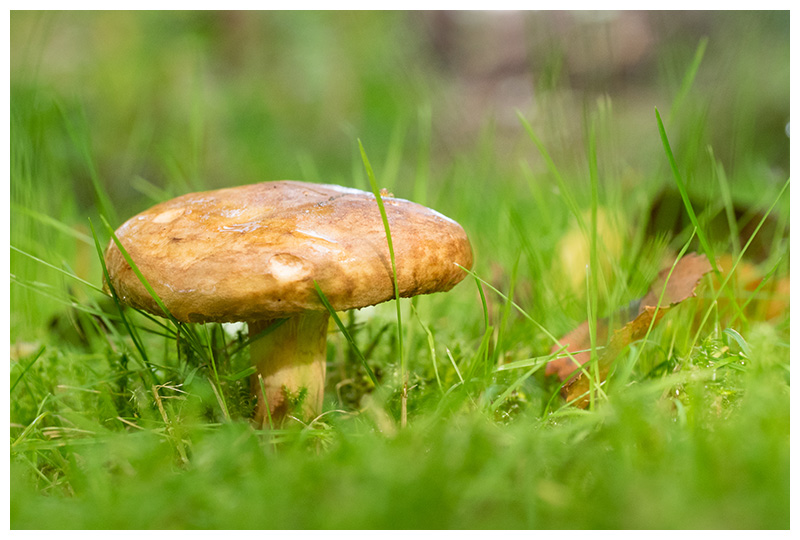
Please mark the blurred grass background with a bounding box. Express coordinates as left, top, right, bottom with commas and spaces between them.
10, 11, 790, 529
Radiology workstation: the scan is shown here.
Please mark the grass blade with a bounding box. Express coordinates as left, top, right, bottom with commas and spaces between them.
669, 37, 708, 125
98, 215, 206, 358
709, 147, 741, 256
11, 245, 104, 295
89, 218, 163, 387
11, 345, 47, 394
586, 113, 601, 408
723, 328, 751, 358
11, 203, 94, 245
358, 140, 405, 414
313, 281, 378, 388
654, 106, 718, 273
100, 215, 176, 325
411, 302, 443, 394
518, 111, 587, 237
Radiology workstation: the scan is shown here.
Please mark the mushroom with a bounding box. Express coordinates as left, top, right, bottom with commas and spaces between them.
103, 181, 473, 425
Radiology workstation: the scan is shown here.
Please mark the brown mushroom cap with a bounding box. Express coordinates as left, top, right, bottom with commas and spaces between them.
104, 181, 473, 323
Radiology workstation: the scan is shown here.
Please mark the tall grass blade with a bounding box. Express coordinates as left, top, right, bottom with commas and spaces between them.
100, 216, 175, 325
518, 111, 587, 237
411, 302, 443, 394
656, 106, 749, 332
11, 245, 104, 294
668, 37, 708, 125
99, 215, 207, 359
654, 106, 718, 273
358, 140, 403, 395
490, 254, 518, 371
89, 218, 158, 385
445, 347, 464, 384
586, 114, 601, 408
11, 204, 93, 245
709, 147, 741, 256
313, 280, 378, 388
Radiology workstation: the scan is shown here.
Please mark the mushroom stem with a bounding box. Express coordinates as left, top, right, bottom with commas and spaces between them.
249, 312, 329, 426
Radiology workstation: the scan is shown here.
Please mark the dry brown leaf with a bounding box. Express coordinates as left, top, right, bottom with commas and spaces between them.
548, 252, 712, 407
545, 320, 608, 381
639, 252, 713, 310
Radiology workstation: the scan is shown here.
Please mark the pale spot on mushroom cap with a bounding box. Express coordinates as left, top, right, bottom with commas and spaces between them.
152, 207, 185, 223
267, 253, 310, 284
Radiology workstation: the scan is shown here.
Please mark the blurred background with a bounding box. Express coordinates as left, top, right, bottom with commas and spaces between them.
10, 10, 790, 340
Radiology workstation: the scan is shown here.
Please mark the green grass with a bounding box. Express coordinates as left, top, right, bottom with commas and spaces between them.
10, 11, 790, 529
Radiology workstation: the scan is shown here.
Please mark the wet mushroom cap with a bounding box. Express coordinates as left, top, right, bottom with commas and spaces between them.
103, 181, 473, 322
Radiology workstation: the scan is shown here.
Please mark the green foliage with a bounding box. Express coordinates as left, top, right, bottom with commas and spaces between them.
10, 11, 789, 530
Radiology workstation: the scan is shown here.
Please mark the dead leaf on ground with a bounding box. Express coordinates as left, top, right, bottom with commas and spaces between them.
545, 319, 608, 381
639, 252, 714, 309
548, 252, 712, 407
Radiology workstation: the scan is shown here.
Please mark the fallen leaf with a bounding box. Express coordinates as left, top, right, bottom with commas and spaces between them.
545, 319, 607, 381
639, 252, 713, 309
548, 252, 712, 407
